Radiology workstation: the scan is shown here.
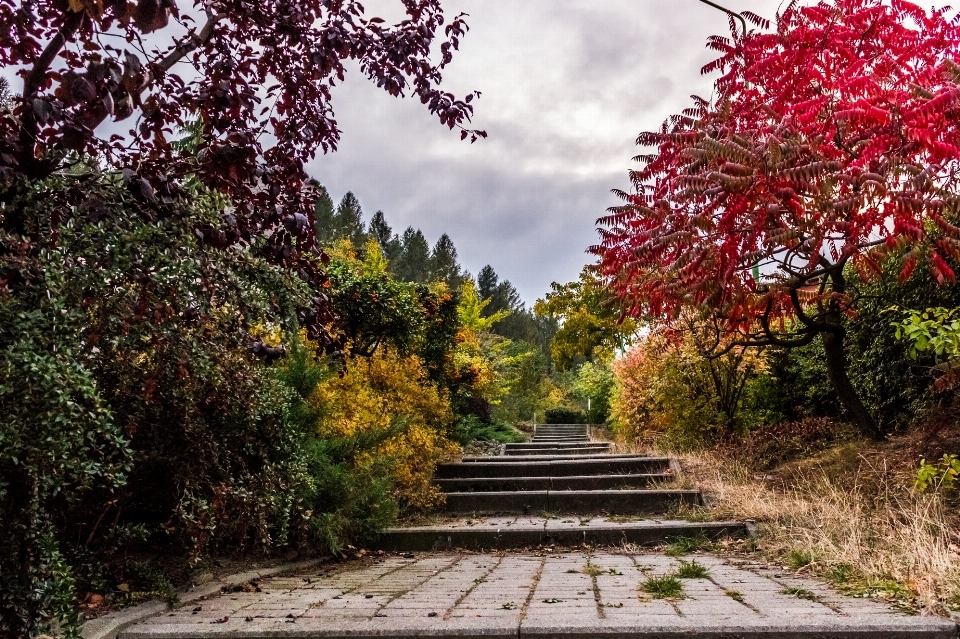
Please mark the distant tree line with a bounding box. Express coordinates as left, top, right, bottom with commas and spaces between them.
314, 188, 557, 360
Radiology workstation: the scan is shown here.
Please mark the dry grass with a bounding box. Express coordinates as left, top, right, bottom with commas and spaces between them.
675, 444, 960, 614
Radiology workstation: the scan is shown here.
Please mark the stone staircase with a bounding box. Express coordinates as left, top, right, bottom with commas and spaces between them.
375, 424, 746, 551
502, 423, 611, 455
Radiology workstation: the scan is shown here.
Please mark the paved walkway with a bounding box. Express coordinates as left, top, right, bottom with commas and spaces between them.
114, 429, 958, 638
122, 550, 957, 638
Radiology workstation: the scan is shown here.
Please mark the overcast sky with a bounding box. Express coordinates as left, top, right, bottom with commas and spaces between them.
310, 0, 782, 304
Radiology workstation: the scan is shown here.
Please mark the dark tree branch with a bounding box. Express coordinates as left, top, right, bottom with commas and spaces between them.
156, 12, 224, 74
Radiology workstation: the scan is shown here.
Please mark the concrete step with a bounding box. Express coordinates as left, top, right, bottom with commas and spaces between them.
534, 430, 588, 435
530, 436, 590, 442
434, 473, 671, 492
459, 453, 646, 463
504, 446, 611, 456
440, 489, 701, 515
505, 440, 601, 447
375, 519, 747, 551
436, 456, 671, 478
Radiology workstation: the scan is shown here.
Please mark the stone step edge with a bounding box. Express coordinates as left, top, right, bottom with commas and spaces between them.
441, 489, 703, 515
82, 557, 327, 639
504, 449, 612, 455
504, 443, 609, 447
437, 455, 673, 468
434, 473, 674, 490
458, 454, 650, 462
374, 520, 749, 552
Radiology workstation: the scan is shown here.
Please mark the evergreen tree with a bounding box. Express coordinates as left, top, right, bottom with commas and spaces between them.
314, 187, 337, 244
476, 265, 521, 317
477, 265, 499, 302
334, 192, 368, 249
430, 233, 464, 289
368, 210, 401, 262
393, 227, 432, 283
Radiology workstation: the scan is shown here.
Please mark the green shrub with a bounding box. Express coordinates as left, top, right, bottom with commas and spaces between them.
276, 344, 401, 554
675, 560, 710, 579
664, 534, 715, 556
0, 175, 318, 636
453, 415, 526, 444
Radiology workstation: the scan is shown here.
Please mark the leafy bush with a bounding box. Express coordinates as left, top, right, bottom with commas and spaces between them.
452, 415, 526, 444
545, 408, 587, 424
572, 360, 614, 424
844, 258, 960, 430
0, 175, 386, 637
915, 454, 960, 492
310, 348, 458, 511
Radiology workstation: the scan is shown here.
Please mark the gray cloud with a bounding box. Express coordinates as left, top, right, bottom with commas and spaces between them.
308, 0, 782, 304
3, 0, 783, 304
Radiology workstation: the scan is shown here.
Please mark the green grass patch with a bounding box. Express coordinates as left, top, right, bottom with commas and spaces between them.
664, 534, 714, 556
782, 587, 817, 600
675, 559, 710, 579
725, 589, 744, 603
640, 575, 684, 599
787, 549, 814, 569
454, 416, 526, 444
582, 563, 604, 577
826, 563, 853, 584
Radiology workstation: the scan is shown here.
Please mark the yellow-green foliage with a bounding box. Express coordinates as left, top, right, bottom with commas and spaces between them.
610, 329, 766, 447
459, 278, 509, 332
533, 266, 638, 371
312, 349, 458, 510
452, 279, 516, 403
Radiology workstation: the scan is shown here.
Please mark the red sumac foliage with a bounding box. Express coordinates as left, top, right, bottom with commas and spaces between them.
592, 0, 960, 437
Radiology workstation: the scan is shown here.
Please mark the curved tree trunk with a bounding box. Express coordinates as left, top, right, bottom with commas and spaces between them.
821, 329, 884, 440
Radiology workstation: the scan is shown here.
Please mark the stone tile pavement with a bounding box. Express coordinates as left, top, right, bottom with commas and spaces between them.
120, 550, 958, 638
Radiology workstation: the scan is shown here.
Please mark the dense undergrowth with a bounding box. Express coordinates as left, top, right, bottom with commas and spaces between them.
0, 176, 539, 638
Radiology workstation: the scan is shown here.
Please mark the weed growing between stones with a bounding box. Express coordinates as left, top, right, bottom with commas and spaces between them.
782, 587, 817, 600
664, 534, 715, 556
640, 574, 684, 599
725, 589, 745, 603
675, 560, 710, 579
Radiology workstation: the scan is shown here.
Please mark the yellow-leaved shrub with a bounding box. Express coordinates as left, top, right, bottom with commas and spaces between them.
312, 349, 458, 510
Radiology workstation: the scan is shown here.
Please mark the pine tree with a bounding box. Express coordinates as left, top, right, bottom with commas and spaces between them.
476, 265, 521, 316
368, 211, 401, 261
477, 265, 499, 301
314, 187, 336, 244
430, 234, 463, 289
393, 227, 432, 283
334, 192, 367, 249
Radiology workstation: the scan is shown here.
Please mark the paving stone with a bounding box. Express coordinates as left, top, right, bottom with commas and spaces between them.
120, 551, 957, 639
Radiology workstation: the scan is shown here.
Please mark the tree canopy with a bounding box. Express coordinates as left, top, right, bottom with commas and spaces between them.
592, 0, 960, 437
2, 0, 483, 202
534, 266, 637, 371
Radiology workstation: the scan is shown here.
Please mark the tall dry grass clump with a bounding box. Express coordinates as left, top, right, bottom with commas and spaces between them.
679, 448, 960, 613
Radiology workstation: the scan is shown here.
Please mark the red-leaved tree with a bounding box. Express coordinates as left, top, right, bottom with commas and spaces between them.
592, 0, 960, 438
